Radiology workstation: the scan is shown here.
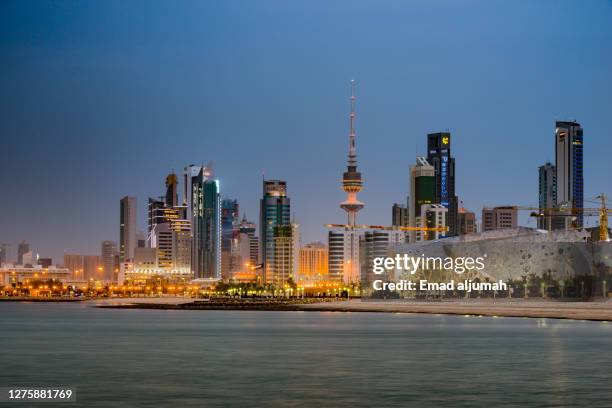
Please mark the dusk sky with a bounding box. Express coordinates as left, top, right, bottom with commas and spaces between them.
1, 0, 611, 262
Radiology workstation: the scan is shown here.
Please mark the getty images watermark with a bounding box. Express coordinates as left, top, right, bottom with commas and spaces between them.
370, 254, 507, 293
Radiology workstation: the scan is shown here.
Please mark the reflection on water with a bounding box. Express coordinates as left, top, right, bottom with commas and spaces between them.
1, 302, 612, 407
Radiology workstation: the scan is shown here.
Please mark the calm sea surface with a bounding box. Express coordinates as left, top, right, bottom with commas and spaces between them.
1, 302, 612, 407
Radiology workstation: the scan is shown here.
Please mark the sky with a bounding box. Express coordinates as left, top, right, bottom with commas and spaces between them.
1, 0, 611, 263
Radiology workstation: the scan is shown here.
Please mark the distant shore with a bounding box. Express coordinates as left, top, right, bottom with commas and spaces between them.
297, 299, 612, 321
4, 296, 612, 321
94, 297, 612, 321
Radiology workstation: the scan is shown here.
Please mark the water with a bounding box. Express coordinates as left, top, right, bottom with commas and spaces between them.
1, 302, 612, 407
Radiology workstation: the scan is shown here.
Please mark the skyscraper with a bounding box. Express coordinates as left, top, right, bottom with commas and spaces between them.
260, 180, 290, 284
427, 132, 458, 236
0, 244, 8, 265
119, 196, 137, 262
101, 240, 117, 281
221, 198, 239, 280
330, 80, 364, 284
538, 162, 557, 231
391, 203, 408, 227
17, 240, 29, 265
190, 168, 221, 279
360, 230, 406, 284
555, 121, 583, 228
408, 157, 435, 243
165, 172, 178, 207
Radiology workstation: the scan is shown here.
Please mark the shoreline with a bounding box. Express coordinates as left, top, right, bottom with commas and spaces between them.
94, 297, 612, 321
4, 297, 612, 321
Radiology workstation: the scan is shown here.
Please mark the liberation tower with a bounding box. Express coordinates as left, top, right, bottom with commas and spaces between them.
340, 80, 364, 225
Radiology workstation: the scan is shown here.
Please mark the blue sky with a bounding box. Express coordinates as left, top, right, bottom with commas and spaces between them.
1, 0, 611, 262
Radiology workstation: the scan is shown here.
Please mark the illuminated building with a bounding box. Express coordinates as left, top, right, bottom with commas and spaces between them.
482, 206, 518, 231
538, 162, 557, 230
260, 180, 291, 284
221, 198, 239, 280
408, 157, 435, 242
190, 168, 221, 279
0, 265, 71, 286
555, 121, 583, 228
427, 132, 458, 236
270, 225, 294, 286
146, 173, 193, 277
330, 80, 364, 284
119, 196, 137, 262
298, 242, 328, 283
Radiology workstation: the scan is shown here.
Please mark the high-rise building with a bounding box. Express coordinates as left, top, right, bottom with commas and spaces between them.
190, 168, 221, 280
0, 244, 8, 265
101, 240, 117, 281
165, 172, 179, 207
408, 157, 435, 243
221, 199, 239, 280
119, 196, 137, 262
458, 207, 477, 235
298, 242, 328, 283
416, 204, 448, 241
360, 230, 406, 284
238, 215, 259, 267
538, 162, 557, 231
17, 241, 29, 265
260, 180, 291, 284
270, 225, 294, 286
147, 173, 192, 277
37, 258, 52, 268
482, 206, 518, 231
427, 132, 458, 236
84, 255, 102, 280
332, 80, 364, 284
392, 203, 409, 227
555, 121, 583, 228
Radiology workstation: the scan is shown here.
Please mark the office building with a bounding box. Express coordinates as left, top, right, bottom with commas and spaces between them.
482, 206, 518, 231
415, 204, 448, 241
37, 258, 52, 268
17, 241, 29, 265
221, 199, 239, 280
458, 208, 477, 235
555, 121, 584, 228
361, 230, 406, 284
119, 196, 137, 262
538, 162, 557, 231
298, 242, 328, 283
427, 132, 458, 236
260, 180, 291, 284
392, 203, 409, 227
0, 244, 8, 265
408, 157, 435, 242
190, 168, 221, 280
101, 240, 117, 281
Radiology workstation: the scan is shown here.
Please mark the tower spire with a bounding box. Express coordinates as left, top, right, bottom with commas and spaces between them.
348, 79, 356, 165
340, 80, 364, 227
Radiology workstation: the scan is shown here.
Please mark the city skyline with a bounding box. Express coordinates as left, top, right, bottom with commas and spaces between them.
2, 1, 612, 262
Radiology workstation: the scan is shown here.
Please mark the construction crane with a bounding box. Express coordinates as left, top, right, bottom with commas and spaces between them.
518, 194, 610, 241
324, 224, 448, 232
